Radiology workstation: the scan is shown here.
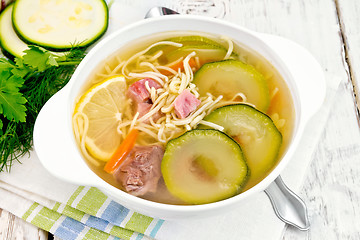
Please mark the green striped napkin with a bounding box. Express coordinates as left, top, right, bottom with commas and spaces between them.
0, 154, 164, 239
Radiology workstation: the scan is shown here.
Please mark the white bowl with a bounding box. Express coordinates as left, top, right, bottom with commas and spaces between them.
33, 15, 326, 219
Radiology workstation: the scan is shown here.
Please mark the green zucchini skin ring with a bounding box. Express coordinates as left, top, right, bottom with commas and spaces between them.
11, 0, 109, 51
193, 59, 270, 112
161, 129, 249, 204
201, 103, 283, 182
0, 3, 22, 59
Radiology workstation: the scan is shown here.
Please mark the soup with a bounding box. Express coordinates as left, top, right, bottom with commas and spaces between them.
72, 32, 295, 205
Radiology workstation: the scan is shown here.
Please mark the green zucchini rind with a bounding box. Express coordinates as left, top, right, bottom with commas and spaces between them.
12, 0, 108, 51
193, 59, 270, 112
201, 104, 282, 181
0, 4, 27, 58
161, 129, 249, 204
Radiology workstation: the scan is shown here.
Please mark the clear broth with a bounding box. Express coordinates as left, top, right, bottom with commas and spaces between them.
76, 31, 295, 204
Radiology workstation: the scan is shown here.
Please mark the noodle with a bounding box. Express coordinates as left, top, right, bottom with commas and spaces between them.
156, 66, 178, 75
147, 50, 164, 62
73, 113, 101, 167
140, 62, 161, 74
221, 36, 234, 60
111, 61, 125, 74
271, 113, 286, 129
104, 64, 111, 74
130, 112, 140, 131
121, 41, 183, 78
119, 47, 232, 144
70, 32, 296, 206
129, 72, 166, 86
198, 120, 224, 131
271, 87, 279, 99
73, 36, 262, 164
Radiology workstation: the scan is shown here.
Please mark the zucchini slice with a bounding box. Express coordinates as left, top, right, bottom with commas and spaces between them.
193, 59, 270, 112
0, 4, 68, 58
201, 104, 282, 181
166, 44, 228, 65
148, 35, 225, 56
0, 4, 25, 58
166, 35, 223, 46
149, 35, 236, 65
161, 129, 248, 204
12, 0, 108, 50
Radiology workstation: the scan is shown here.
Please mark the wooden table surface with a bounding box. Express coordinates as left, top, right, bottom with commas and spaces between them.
1, 0, 360, 239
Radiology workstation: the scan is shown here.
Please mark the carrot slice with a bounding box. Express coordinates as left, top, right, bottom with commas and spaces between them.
160, 58, 197, 75
104, 129, 139, 174
171, 57, 197, 71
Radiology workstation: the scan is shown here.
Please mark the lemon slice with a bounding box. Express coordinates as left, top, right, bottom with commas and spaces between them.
74, 75, 127, 161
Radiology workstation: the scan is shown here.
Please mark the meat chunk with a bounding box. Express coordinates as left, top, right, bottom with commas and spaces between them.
127, 79, 163, 122
135, 102, 163, 122
136, 102, 153, 118
174, 89, 201, 119
127, 78, 161, 104
114, 145, 164, 196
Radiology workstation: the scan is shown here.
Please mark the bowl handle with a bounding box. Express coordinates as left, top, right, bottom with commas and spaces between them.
33, 87, 107, 188
257, 33, 326, 121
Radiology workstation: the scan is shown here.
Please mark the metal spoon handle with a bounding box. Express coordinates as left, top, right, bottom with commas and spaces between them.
145, 6, 179, 18
264, 176, 310, 230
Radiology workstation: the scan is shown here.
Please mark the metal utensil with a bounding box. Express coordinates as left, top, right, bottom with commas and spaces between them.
145, 6, 310, 231
264, 176, 310, 230
145, 6, 179, 18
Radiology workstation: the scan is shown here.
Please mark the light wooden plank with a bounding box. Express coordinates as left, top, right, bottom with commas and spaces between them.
281, 1, 360, 238
2, 1, 360, 239
0, 208, 48, 240
282, 81, 360, 239
335, 0, 360, 110
168, 0, 347, 89
169, 0, 359, 239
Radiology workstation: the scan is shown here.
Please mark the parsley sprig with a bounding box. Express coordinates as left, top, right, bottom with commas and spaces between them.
0, 46, 85, 172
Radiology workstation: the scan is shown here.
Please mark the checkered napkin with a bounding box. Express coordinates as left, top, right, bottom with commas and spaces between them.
0, 1, 340, 239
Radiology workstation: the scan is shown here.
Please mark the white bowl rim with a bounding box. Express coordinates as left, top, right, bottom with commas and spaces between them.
34, 14, 325, 217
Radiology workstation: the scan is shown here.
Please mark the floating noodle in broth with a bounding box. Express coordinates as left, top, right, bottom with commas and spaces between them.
73, 32, 295, 204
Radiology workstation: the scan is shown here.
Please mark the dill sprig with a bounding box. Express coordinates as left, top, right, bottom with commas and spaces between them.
0, 46, 86, 172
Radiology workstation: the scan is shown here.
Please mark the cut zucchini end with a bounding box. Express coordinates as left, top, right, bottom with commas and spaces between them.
165, 36, 238, 59
166, 44, 228, 64
166, 35, 222, 46
148, 35, 226, 56
0, 3, 69, 58
12, 0, 109, 50
161, 129, 248, 204
149, 35, 238, 65
0, 4, 24, 58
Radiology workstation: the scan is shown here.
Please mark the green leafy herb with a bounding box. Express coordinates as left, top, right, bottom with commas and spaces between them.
22, 46, 59, 71
0, 71, 27, 123
0, 46, 86, 172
